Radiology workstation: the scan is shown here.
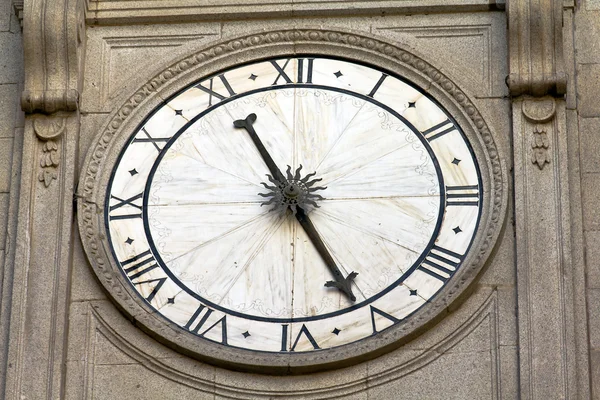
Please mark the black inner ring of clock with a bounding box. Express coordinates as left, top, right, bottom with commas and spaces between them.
138, 83, 446, 323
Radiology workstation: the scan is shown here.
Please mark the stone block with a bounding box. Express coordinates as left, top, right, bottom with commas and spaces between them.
92, 364, 214, 399
0, 83, 18, 137
586, 231, 600, 288
367, 351, 494, 399
578, 64, 600, 117
81, 23, 220, 113
588, 289, 600, 349
580, 117, 600, 173
69, 233, 107, 301
582, 172, 600, 231
0, 31, 22, 83
587, 0, 600, 10
575, 12, 600, 63
592, 350, 600, 397
0, 0, 11, 32
0, 137, 13, 191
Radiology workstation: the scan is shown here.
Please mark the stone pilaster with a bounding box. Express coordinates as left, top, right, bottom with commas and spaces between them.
1, 0, 85, 398
508, 0, 589, 398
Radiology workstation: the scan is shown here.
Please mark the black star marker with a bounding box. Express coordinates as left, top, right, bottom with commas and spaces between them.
167, 297, 175, 304
125, 237, 134, 245
408, 101, 416, 108
248, 73, 257, 81
332, 328, 341, 335
175, 109, 183, 116
453, 226, 463, 234
334, 71, 343, 78
452, 158, 461, 165
128, 168, 138, 176
409, 289, 418, 296
242, 331, 251, 338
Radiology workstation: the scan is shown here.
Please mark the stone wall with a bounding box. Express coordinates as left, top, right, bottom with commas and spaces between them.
0, 2, 22, 396
575, 0, 600, 396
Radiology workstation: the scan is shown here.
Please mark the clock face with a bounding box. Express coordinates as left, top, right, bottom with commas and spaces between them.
105, 56, 482, 354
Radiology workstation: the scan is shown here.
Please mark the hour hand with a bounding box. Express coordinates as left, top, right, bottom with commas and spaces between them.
325, 272, 358, 302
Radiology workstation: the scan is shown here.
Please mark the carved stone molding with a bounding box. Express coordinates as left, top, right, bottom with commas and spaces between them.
21, 0, 86, 114
77, 27, 508, 373
12, 0, 23, 28
521, 96, 556, 171
507, 0, 567, 97
72, 288, 500, 398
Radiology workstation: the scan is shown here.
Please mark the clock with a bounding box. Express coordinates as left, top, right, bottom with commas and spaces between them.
79, 29, 505, 374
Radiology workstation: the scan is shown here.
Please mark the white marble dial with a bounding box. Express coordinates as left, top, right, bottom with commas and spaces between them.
106, 57, 482, 353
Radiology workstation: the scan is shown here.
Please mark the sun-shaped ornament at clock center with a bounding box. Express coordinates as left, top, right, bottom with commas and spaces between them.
258, 165, 326, 215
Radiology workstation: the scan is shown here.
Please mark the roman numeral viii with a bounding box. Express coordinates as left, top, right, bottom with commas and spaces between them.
120, 249, 166, 302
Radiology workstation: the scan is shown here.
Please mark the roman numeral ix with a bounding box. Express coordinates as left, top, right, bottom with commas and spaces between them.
195, 74, 237, 107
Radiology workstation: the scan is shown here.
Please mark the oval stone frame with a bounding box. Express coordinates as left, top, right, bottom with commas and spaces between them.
78, 28, 507, 374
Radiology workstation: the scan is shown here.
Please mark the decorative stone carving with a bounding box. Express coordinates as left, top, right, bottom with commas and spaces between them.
531, 126, 550, 170
11, 0, 23, 28
20, 0, 85, 114
33, 117, 65, 187
507, 0, 566, 96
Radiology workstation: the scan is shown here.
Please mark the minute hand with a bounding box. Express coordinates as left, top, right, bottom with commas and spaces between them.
295, 207, 357, 302
233, 113, 358, 302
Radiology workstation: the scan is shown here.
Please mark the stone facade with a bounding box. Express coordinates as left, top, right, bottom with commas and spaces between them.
0, 0, 599, 398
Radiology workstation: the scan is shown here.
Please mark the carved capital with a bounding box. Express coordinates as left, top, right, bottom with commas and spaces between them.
507, 0, 566, 97
22, 0, 86, 114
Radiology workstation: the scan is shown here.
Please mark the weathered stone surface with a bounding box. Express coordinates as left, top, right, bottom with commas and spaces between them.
587, 0, 600, 10
587, 231, 600, 289
581, 117, 600, 173
0, 138, 13, 191
0, 33, 21, 84
0, 193, 8, 249
588, 289, 600, 350
0, 84, 18, 137
578, 64, 600, 118
92, 364, 215, 399
575, 12, 600, 64
582, 173, 600, 231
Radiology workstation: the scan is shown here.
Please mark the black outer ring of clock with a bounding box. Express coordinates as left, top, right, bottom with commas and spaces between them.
103, 55, 484, 329
138, 81, 446, 324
